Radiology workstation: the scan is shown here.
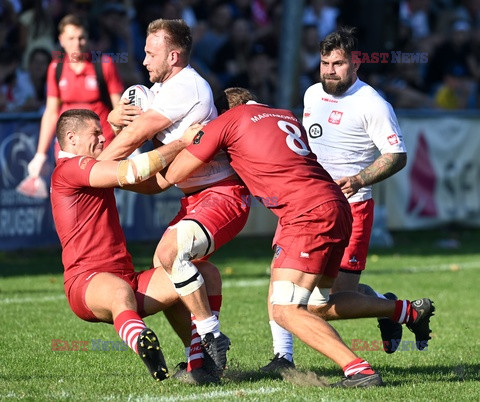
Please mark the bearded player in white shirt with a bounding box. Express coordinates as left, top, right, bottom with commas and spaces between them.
262, 27, 433, 372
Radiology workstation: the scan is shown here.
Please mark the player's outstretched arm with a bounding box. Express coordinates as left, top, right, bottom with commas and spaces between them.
89, 138, 189, 188
121, 172, 172, 194
122, 126, 205, 193
164, 124, 208, 185
98, 109, 172, 161
90, 121, 199, 188
165, 149, 205, 185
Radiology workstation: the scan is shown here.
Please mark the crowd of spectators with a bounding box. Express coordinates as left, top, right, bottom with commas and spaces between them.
1, 0, 480, 114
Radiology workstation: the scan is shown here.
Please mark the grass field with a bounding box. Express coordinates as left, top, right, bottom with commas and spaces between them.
1, 229, 479, 401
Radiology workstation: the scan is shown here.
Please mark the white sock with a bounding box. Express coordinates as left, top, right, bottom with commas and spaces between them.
269, 320, 294, 362
375, 292, 387, 299
194, 315, 220, 339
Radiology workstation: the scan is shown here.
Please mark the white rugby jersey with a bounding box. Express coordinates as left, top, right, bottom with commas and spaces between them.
303, 78, 406, 202
149, 65, 235, 189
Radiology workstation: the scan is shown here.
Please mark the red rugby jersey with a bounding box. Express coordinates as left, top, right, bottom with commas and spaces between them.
187, 102, 347, 222
50, 156, 133, 283
47, 59, 123, 146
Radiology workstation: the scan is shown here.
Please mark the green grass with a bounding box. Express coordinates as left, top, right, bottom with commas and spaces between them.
1, 230, 479, 401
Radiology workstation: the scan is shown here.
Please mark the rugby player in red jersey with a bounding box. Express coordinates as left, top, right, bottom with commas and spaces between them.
50, 109, 220, 383
164, 87, 435, 387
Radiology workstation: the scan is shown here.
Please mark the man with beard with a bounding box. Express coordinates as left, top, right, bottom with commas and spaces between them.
261, 27, 411, 372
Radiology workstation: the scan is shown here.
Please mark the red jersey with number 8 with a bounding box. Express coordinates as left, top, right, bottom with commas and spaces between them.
187, 102, 347, 222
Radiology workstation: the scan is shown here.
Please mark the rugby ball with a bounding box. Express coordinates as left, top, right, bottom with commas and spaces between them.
121, 84, 154, 112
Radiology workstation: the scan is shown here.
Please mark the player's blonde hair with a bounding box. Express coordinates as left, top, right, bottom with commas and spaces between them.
223, 87, 258, 110
146, 19, 192, 60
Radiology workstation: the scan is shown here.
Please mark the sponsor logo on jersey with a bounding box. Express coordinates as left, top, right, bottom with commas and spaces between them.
273, 245, 282, 259
300, 251, 310, 258
328, 111, 343, 125
308, 124, 322, 138
78, 156, 93, 170
322, 97, 338, 103
193, 130, 205, 144
387, 133, 399, 145
304, 108, 311, 118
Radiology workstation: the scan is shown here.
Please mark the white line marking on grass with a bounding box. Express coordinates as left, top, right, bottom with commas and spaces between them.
121, 386, 283, 402
368, 261, 480, 274
0, 294, 65, 304
2, 262, 479, 305
223, 278, 269, 288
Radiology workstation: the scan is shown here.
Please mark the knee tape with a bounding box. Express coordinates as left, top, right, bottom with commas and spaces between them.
270, 281, 312, 305
170, 220, 212, 296
308, 287, 330, 305
171, 259, 205, 297
173, 220, 214, 261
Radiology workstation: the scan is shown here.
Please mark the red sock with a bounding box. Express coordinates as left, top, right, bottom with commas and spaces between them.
187, 295, 222, 371
393, 300, 417, 324
343, 358, 375, 377
113, 310, 146, 354
208, 295, 222, 317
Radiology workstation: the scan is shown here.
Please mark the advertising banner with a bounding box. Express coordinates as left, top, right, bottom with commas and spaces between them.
386, 115, 480, 229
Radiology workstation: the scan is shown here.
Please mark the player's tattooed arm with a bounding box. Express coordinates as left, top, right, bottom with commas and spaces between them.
336, 152, 407, 198
359, 152, 407, 185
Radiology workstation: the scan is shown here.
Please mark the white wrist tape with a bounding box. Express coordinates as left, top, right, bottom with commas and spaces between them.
117, 150, 167, 186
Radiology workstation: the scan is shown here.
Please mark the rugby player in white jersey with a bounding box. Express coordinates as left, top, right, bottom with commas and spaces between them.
262, 27, 433, 372
99, 19, 250, 383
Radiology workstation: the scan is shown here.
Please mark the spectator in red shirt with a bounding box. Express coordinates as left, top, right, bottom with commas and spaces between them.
20, 14, 123, 196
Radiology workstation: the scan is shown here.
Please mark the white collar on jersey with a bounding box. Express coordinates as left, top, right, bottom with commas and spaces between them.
246, 100, 269, 106
58, 150, 77, 159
